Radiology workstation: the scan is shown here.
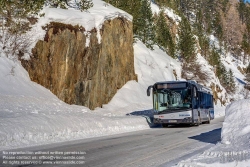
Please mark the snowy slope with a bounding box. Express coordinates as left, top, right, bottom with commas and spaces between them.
0, 38, 181, 150
176, 99, 250, 167
209, 35, 247, 101
0, 53, 148, 150
0, 0, 146, 150
95, 41, 181, 114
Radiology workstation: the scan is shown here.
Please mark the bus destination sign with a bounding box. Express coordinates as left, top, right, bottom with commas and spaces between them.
156, 83, 187, 89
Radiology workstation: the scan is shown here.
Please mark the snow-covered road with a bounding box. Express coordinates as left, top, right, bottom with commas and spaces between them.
0, 117, 224, 167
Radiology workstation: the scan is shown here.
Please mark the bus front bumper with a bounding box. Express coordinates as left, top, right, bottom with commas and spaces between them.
154, 117, 193, 124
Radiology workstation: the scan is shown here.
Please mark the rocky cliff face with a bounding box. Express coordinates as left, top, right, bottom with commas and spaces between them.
21, 18, 137, 110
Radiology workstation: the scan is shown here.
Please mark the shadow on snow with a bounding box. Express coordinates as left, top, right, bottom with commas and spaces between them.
236, 77, 246, 85
126, 109, 161, 128
188, 128, 222, 144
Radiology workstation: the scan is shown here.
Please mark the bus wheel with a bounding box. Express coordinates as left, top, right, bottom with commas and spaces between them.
195, 117, 201, 126
198, 116, 202, 125
206, 116, 211, 124
162, 124, 169, 128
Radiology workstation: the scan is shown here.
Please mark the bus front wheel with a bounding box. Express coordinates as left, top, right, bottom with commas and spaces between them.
162, 124, 169, 128
205, 115, 211, 124
195, 117, 201, 126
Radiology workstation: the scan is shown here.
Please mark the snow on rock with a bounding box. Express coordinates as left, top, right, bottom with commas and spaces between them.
27, 0, 132, 55
164, 7, 181, 24
176, 99, 250, 167
150, 1, 181, 24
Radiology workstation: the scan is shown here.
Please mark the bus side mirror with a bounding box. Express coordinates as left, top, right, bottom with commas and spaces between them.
147, 86, 153, 96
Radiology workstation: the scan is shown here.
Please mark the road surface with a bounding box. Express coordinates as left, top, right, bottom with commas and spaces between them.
0, 117, 224, 167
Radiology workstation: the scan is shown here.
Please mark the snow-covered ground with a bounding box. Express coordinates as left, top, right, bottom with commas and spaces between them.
176, 99, 250, 167
0, 0, 184, 151
0, 0, 249, 166
0, 38, 182, 151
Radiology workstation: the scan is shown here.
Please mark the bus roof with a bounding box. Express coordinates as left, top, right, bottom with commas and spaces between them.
154, 81, 187, 85
187, 81, 212, 94
154, 80, 212, 94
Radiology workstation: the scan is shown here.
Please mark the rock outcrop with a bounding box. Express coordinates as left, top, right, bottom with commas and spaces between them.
21, 18, 137, 110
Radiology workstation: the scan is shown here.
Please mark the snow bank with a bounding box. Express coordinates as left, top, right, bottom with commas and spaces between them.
0, 54, 149, 151
222, 99, 250, 145
176, 99, 250, 167
0, 0, 147, 150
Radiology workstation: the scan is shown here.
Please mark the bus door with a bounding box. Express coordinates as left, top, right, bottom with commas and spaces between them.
191, 86, 200, 124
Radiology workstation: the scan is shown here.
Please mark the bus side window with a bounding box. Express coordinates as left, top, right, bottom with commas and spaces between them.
192, 87, 198, 109
205, 94, 209, 108
192, 97, 197, 109
197, 92, 201, 108
203, 93, 206, 108
204, 93, 211, 109
199, 92, 203, 108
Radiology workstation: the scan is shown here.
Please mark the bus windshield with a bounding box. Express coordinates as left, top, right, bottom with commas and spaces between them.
153, 88, 191, 113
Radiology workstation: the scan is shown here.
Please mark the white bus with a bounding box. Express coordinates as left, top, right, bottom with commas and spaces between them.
147, 81, 214, 127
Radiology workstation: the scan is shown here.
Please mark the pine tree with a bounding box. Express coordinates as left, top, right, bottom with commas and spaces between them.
217, 63, 228, 86
135, 0, 155, 49
193, 5, 211, 60
213, 13, 223, 41
78, 0, 93, 11
221, 0, 229, 12
0, 0, 45, 32
46, 0, 68, 9
126, 0, 141, 34
208, 47, 220, 67
238, 0, 246, 24
242, 33, 250, 63
199, 35, 210, 60
245, 63, 250, 90
155, 10, 175, 57
178, 16, 196, 63
228, 69, 236, 93
208, 47, 229, 89
117, 0, 130, 9
0, 0, 45, 57
154, 0, 178, 10
103, 0, 155, 49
